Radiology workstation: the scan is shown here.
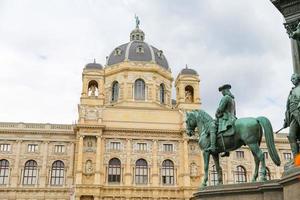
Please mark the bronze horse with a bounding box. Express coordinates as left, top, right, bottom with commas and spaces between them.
185, 110, 281, 187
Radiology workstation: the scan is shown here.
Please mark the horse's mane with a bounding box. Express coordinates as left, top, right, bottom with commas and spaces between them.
196, 109, 214, 124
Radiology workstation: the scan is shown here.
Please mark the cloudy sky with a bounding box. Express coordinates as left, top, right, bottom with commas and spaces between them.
0, 0, 293, 131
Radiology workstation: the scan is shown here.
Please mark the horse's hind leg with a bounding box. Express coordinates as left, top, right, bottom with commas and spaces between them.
201, 151, 210, 187
248, 143, 266, 182
212, 153, 223, 185
251, 151, 259, 182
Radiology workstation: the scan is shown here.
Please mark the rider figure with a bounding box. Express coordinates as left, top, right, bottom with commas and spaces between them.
207, 84, 237, 156
284, 73, 300, 159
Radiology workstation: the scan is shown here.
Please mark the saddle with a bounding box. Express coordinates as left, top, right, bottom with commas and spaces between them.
217, 125, 235, 138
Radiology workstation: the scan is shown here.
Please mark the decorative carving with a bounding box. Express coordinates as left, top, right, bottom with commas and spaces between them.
190, 162, 198, 177
85, 160, 94, 175
84, 106, 103, 121
282, 3, 300, 16
284, 22, 299, 38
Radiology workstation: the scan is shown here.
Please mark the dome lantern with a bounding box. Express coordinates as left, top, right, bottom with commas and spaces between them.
106, 16, 170, 70
130, 15, 145, 42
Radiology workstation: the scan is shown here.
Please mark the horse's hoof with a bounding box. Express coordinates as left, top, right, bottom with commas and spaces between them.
200, 183, 207, 188
260, 177, 267, 182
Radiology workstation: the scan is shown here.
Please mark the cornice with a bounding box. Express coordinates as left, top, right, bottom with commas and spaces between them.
104, 127, 181, 134
104, 62, 173, 81
0, 129, 74, 135
74, 124, 106, 130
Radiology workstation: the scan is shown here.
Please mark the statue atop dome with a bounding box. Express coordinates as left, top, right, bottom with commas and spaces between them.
135, 14, 140, 29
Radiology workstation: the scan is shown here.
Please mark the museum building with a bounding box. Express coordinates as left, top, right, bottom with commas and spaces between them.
0, 24, 292, 200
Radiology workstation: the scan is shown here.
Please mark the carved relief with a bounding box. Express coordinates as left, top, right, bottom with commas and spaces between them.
84, 136, 96, 152
79, 105, 103, 121
85, 160, 94, 175
190, 162, 198, 177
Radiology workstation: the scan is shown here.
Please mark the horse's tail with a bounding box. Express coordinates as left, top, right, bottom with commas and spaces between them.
257, 116, 281, 166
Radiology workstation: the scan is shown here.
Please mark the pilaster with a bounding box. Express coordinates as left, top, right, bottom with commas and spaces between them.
11, 140, 22, 187
76, 135, 84, 184
94, 136, 102, 185
151, 140, 159, 187
183, 138, 191, 186
124, 139, 132, 185
40, 141, 49, 187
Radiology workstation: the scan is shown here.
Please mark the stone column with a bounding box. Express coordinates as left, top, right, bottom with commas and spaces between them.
94, 136, 102, 185
151, 140, 159, 186
124, 139, 132, 185
11, 140, 22, 187
76, 135, 84, 184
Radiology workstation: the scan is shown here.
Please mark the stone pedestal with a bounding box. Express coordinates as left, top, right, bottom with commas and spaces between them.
191, 167, 300, 200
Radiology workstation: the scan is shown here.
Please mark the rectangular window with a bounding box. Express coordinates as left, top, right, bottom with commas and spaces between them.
236, 151, 244, 158
54, 145, 65, 153
163, 144, 173, 152
110, 142, 120, 150
283, 153, 292, 160
28, 144, 38, 152
0, 144, 11, 152
137, 143, 147, 151
263, 152, 268, 159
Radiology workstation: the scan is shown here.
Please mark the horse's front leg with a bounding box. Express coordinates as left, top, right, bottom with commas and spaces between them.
212, 153, 223, 185
201, 151, 210, 188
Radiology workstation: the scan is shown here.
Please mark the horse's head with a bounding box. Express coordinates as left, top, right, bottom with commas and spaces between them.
185, 111, 198, 137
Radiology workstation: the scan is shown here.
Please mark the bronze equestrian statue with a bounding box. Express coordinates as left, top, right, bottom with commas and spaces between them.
185, 85, 281, 187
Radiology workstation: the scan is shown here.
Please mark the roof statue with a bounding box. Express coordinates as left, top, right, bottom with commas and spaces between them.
135, 15, 140, 29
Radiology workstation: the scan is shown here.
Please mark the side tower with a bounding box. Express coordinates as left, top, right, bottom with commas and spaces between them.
79, 61, 105, 123
175, 67, 201, 110
75, 61, 106, 186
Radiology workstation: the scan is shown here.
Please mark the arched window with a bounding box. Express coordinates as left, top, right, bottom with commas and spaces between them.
135, 159, 148, 184
235, 165, 247, 183
162, 159, 174, 185
108, 158, 121, 183
210, 165, 218, 186
23, 160, 37, 185
50, 160, 64, 186
134, 79, 145, 100
185, 85, 194, 103
88, 80, 99, 97
0, 159, 9, 185
111, 81, 119, 102
160, 83, 165, 104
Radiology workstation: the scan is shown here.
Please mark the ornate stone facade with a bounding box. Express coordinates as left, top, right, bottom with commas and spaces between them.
0, 24, 291, 200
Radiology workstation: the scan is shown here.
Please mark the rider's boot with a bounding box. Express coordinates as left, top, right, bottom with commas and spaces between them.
288, 135, 299, 159
207, 123, 217, 153
290, 142, 299, 159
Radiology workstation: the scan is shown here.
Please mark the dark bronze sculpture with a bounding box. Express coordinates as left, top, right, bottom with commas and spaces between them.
208, 84, 236, 157
186, 109, 281, 187
284, 73, 300, 160
271, 0, 300, 74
